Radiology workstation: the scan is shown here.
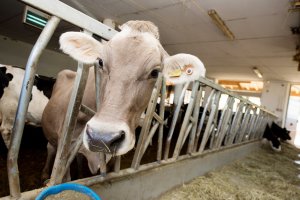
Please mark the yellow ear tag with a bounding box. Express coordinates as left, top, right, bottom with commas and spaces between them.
168, 68, 182, 77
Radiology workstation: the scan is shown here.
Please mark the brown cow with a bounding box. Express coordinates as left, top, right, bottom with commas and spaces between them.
41, 20, 206, 180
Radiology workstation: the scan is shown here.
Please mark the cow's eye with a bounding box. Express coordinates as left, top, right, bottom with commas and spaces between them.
95, 58, 104, 70
149, 69, 160, 79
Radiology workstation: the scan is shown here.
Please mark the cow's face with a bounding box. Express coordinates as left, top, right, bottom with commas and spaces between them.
60, 21, 205, 156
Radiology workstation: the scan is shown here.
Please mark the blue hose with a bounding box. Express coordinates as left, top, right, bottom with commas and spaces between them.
36, 183, 101, 200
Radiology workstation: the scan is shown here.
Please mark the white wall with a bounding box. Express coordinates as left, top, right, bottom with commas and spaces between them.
0, 35, 77, 77
260, 81, 290, 126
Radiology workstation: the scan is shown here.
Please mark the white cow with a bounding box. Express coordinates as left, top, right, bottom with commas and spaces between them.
0, 65, 51, 148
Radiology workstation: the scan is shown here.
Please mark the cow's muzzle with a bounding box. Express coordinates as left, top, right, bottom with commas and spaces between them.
85, 125, 125, 154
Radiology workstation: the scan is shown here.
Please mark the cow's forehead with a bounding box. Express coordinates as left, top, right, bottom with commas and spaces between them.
104, 32, 162, 70
109, 31, 161, 55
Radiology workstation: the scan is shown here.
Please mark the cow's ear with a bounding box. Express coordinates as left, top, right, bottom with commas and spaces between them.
59, 32, 103, 64
162, 53, 206, 85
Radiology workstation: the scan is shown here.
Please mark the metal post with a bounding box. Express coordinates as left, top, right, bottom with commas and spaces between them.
198, 91, 221, 153
7, 16, 60, 198
131, 74, 162, 169
214, 97, 235, 149
157, 78, 166, 162
226, 102, 245, 145
236, 105, 252, 143
187, 85, 203, 153
49, 62, 90, 185
164, 82, 190, 160
172, 81, 199, 158
193, 89, 215, 152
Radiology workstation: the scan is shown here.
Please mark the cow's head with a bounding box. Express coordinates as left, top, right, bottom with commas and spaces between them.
60, 21, 206, 156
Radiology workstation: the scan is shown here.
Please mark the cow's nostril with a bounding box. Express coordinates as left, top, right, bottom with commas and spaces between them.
110, 131, 125, 147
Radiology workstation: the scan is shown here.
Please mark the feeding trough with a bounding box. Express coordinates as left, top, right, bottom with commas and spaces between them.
36, 183, 101, 200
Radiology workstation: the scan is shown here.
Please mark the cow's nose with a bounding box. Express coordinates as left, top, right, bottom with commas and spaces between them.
85, 125, 125, 154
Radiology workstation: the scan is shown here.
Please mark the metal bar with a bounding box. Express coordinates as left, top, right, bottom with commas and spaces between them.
21, 0, 117, 40
7, 16, 60, 198
98, 153, 107, 176
198, 91, 221, 153
226, 102, 245, 145
180, 123, 193, 152
236, 105, 252, 143
141, 122, 160, 156
193, 89, 215, 152
64, 133, 83, 175
173, 81, 199, 158
157, 78, 166, 162
49, 62, 90, 186
196, 77, 276, 117
187, 85, 203, 153
163, 82, 190, 160
80, 104, 96, 117
114, 156, 121, 173
131, 74, 163, 169
214, 97, 235, 148
93, 58, 107, 176
153, 112, 164, 125
247, 108, 258, 140
94, 67, 101, 110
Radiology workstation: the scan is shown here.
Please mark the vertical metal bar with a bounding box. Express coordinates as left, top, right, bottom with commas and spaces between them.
131, 74, 162, 169
93, 59, 107, 175
247, 108, 258, 140
193, 89, 215, 152
163, 82, 190, 160
157, 78, 166, 162
173, 81, 199, 158
187, 85, 203, 153
94, 65, 101, 109
179, 123, 193, 152
214, 97, 234, 148
141, 122, 160, 156
114, 156, 121, 173
226, 102, 244, 145
236, 105, 251, 143
49, 62, 90, 185
198, 91, 221, 153
7, 16, 60, 198
64, 134, 83, 175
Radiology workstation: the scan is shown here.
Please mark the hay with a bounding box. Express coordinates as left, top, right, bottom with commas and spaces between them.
159, 143, 300, 200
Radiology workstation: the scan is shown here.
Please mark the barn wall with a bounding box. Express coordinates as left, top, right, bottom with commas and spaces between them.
0, 35, 76, 77
261, 81, 290, 127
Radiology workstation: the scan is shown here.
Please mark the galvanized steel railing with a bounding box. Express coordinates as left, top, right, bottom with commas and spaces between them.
5, 0, 276, 199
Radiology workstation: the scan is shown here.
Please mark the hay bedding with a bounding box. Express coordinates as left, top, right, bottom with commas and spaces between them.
159, 143, 300, 200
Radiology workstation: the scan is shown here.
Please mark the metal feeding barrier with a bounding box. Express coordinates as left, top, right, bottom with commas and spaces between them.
5, 0, 277, 199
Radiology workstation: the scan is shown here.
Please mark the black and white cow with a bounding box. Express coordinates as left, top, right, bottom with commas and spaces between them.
0, 64, 55, 148
271, 122, 291, 141
263, 124, 281, 152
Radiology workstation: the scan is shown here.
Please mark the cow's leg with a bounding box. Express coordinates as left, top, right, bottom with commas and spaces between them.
41, 142, 56, 184
0, 116, 14, 148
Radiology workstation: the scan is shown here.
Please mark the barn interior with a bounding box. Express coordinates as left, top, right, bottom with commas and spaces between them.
0, 0, 300, 199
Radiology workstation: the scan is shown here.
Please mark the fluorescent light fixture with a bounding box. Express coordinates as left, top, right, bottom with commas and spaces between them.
208, 9, 235, 40
23, 6, 50, 29
252, 67, 263, 79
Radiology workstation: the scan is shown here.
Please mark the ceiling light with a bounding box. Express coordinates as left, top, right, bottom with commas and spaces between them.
252, 67, 263, 79
23, 6, 50, 29
208, 9, 235, 40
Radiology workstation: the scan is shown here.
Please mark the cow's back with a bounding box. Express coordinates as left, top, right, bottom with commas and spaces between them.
0, 65, 49, 125
42, 68, 97, 147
